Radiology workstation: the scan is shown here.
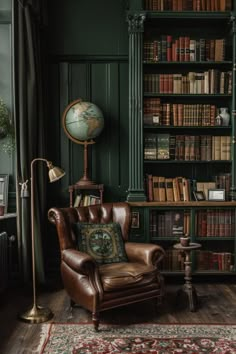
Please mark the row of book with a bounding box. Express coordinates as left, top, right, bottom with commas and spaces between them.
144, 70, 232, 94
144, 0, 232, 11
150, 210, 190, 237
195, 250, 233, 271
144, 133, 231, 161
73, 194, 101, 207
149, 209, 235, 238
146, 175, 231, 202
144, 98, 227, 126
159, 249, 233, 272
144, 37, 226, 63
196, 209, 235, 237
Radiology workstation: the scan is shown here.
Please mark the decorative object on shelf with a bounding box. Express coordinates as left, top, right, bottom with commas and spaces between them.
62, 98, 104, 186
18, 158, 65, 324
131, 211, 140, 228
193, 191, 205, 201
0, 97, 15, 154
216, 107, 230, 126
208, 189, 225, 201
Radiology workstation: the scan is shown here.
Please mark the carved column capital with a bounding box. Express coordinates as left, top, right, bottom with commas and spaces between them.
127, 12, 146, 33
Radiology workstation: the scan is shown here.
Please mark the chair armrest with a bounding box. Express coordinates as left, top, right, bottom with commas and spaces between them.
125, 242, 165, 266
62, 249, 98, 276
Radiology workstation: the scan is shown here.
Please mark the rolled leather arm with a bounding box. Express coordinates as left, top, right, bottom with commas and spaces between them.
125, 242, 165, 266
62, 249, 98, 276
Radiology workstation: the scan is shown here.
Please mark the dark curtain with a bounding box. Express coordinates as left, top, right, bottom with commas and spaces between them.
13, 0, 48, 284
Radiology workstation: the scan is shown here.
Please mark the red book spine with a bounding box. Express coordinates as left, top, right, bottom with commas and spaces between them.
179, 36, 185, 62
167, 35, 172, 62
184, 36, 190, 62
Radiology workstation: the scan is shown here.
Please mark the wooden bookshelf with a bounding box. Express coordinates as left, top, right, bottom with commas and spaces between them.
127, 1, 236, 276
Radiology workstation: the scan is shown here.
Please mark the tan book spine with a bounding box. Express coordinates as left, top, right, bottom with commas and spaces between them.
152, 176, 160, 202
182, 177, 190, 201
173, 177, 181, 201
220, 135, 228, 160
214, 135, 221, 160
226, 136, 231, 160
159, 176, 166, 201
165, 178, 174, 201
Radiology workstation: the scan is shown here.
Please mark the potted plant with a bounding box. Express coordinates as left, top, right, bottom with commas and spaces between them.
0, 97, 15, 154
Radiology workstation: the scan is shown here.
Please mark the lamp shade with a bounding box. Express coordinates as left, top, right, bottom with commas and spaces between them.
47, 162, 66, 182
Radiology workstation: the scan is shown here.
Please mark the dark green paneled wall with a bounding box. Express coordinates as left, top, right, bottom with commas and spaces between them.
47, 0, 128, 55
47, 0, 129, 204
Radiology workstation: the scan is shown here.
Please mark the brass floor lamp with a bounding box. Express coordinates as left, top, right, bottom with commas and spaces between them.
18, 158, 65, 323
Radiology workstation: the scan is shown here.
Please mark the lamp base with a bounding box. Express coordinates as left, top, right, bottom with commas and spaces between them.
18, 304, 54, 324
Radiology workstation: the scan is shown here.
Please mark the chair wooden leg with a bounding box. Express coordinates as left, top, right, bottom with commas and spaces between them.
156, 294, 163, 306
92, 312, 100, 331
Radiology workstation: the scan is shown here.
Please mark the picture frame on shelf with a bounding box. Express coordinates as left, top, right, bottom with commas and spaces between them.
208, 189, 225, 201
0, 174, 9, 214
131, 211, 140, 228
193, 191, 205, 201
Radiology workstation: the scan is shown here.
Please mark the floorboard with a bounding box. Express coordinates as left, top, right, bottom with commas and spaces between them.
0, 281, 236, 353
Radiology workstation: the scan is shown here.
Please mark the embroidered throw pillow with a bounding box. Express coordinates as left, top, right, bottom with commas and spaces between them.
73, 222, 128, 265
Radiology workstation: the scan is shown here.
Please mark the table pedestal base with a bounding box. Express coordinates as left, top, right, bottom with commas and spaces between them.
176, 284, 198, 312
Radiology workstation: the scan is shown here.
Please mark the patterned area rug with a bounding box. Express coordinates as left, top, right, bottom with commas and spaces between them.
39, 323, 236, 354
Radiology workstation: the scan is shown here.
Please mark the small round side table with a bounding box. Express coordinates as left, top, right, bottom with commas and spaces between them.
173, 242, 202, 312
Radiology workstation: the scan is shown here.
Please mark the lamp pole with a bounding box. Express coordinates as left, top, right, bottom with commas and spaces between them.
18, 158, 65, 323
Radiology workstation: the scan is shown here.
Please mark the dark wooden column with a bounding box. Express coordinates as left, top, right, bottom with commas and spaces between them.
127, 12, 146, 201
230, 13, 236, 201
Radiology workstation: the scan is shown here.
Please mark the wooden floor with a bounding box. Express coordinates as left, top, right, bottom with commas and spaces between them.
1, 280, 236, 354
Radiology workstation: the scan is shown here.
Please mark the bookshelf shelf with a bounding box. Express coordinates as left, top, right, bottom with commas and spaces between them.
144, 61, 232, 65
146, 12, 232, 20
144, 160, 232, 164
143, 94, 232, 98
68, 184, 104, 207
144, 126, 231, 129
127, 1, 236, 276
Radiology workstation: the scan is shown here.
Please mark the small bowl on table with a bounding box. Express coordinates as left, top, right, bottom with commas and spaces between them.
180, 236, 190, 247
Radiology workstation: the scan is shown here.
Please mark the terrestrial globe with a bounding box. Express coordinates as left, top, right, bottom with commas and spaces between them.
62, 98, 104, 185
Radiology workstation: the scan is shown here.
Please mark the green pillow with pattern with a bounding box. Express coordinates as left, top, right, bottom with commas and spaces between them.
73, 222, 128, 265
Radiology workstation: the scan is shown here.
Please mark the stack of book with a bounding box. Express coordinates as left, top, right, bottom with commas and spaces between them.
144, 133, 231, 161
144, 99, 221, 126
150, 209, 190, 238
146, 175, 191, 202
196, 209, 235, 237
144, 70, 232, 94
74, 194, 101, 207
146, 174, 231, 202
196, 250, 233, 271
144, 36, 226, 63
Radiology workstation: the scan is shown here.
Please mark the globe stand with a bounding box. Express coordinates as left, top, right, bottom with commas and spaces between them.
76, 140, 96, 186
62, 98, 104, 186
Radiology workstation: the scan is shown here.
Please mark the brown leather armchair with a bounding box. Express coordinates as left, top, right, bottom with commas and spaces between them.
48, 202, 165, 330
